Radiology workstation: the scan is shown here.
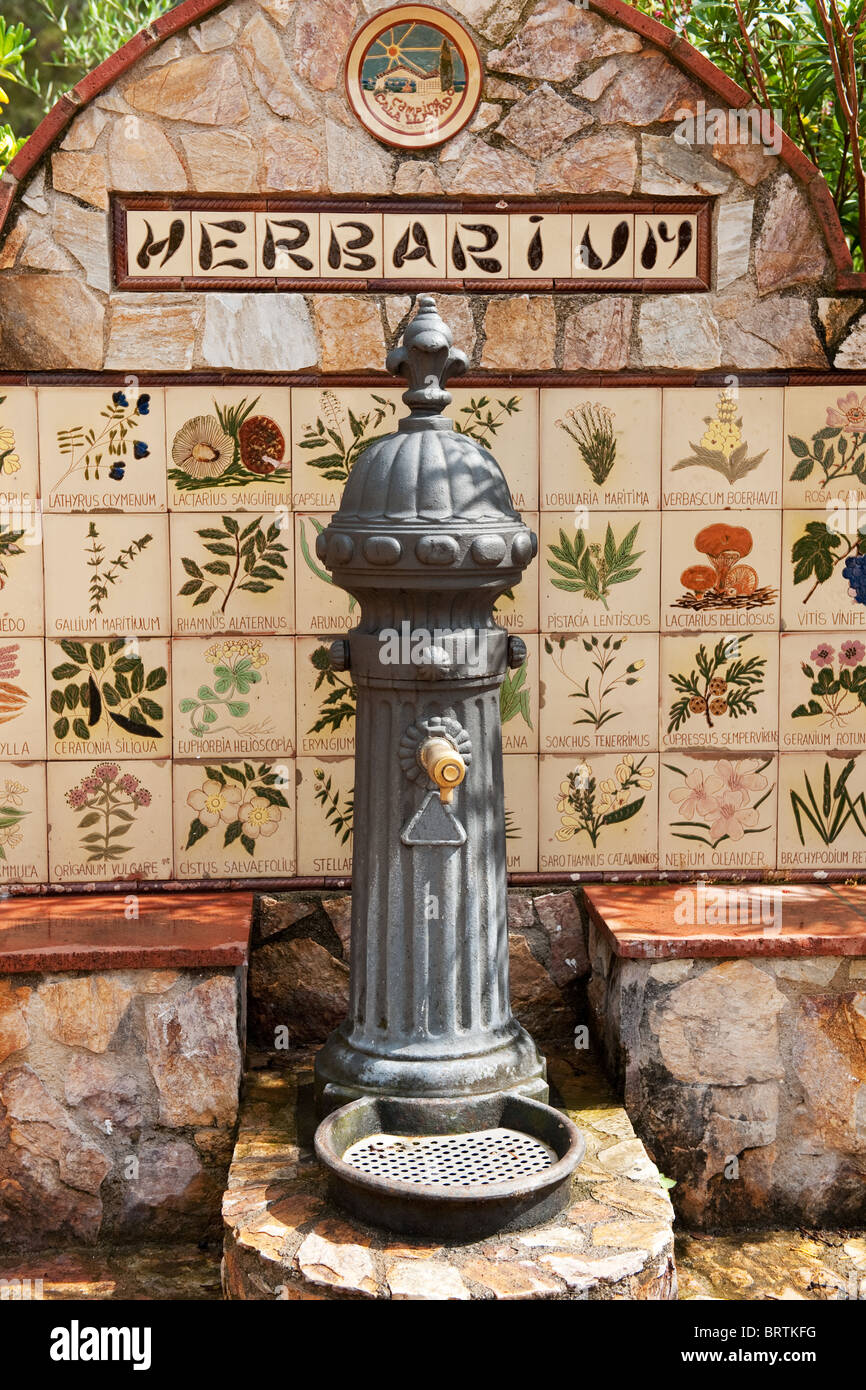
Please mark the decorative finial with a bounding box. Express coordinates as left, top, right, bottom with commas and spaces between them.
386, 295, 468, 422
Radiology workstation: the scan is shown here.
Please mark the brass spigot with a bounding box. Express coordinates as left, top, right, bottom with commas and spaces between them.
419, 735, 466, 804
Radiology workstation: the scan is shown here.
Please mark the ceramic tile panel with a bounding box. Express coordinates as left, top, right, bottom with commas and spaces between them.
571, 213, 634, 279
0, 508, 43, 636
538, 751, 659, 873
47, 757, 173, 883
171, 635, 295, 760
190, 210, 256, 277
0, 387, 38, 504
779, 632, 866, 752
777, 751, 866, 872
633, 213, 698, 280
661, 387, 783, 510
783, 385, 866, 508
319, 211, 383, 279
255, 211, 321, 278
291, 387, 402, 511
173, 757, 296, 880
294, 513, 357, 637
539, 632, 659, 755
295, 755, 354, 876
658, 752, 778, 872
295, 635, 356, 758
383, 213, 448, 279
540, 388, 661, 511
660, 632, 779, 752
540, 510, 661, 633
508, 213, 571, 280
170, 511, 294, 636
503, 753, 539, 872
125, 209, 193, 278
0, 638, 45, 760
38, 386, 166, 513
501, 633, 538, 754
661, 510, 781, 633
781, 509, 866, 633
450, 387, 539, 512
446, 214, 509, 279
165, 386, 291, 512
493, 512, 539, 634
0, 760, 47, 884
47, 637, 170, 761
43, 513, 169, 639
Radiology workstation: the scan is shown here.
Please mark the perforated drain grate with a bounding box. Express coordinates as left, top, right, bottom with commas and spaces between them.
341, 1127, 557, 1188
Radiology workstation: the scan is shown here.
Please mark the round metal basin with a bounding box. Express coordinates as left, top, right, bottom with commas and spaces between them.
314, 1092, 585, 1239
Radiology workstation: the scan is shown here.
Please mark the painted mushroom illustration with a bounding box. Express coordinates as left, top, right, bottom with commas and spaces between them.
172, 415, 235, 480
676, 523, 774, 610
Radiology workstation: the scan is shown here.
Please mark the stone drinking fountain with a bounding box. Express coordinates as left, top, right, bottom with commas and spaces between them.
313, 296, 583, 1238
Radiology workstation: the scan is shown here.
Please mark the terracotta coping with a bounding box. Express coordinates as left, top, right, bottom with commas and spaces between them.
0, 0, 862, 292
584, 883, 866, 959
0, 891, 253, 973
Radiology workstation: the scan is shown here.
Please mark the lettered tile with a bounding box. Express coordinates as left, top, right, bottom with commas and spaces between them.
190, 210, 255, 277
47, 757, 173, 883
781, 510, 866, 633
0, 388, 38, 503
165, 386, 291, 511
291, 388, 401, 511
783, 385, 866, 508
294, 513, 356, 637
661, 511, 781, 633
662, 387, 783, 509
125, 209, 192, 277
538, 751, 659, 872
501, 633, 538, 754
171, 635, 295, 759
494, 512, 539, 634
540, 510, 660, 633
173, 758, 296, 879
383, 213, 447, 278
296, 755, 353, 876
295, 635, 356, 758
446, 214, 509, 278
633, 213, 698, 279
540, 388, 661, 511
660, 632, 779, 751
509, 213, 571, 279
0, 512, 43, 635
450, 387, 539, 511
571, 213, 634, 278
659, 752, 778, 872
0, 638, 45, 759
38, 386, 166, 514
540, 632, 659, 754
170, 511, 294, 636
47, 637, 170, 760
0, 761, 47, 884
504, 753, 539, 872
43, 514, 169, 639
779, 632, 866, 752
255, 211, 320, 277
319, 212, 383, 279
778, 751, 866, 871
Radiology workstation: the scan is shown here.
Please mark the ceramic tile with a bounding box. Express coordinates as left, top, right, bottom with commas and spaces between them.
508, 213, 571, 280
660, 632, 779, 751
633, 213, 698, 279
540, 632, 659, 754
450, 387, 539, 511
781, 509, 866, 633
319, 211, 383, 279
171, 635, 295, 759
493, 512, 539, 634
125, 210, 193, 277
661, 386, 783, 509
43, 514, 170, 639
658, 752, 778, 872
190, 210, 255, 277
779, 632, 866, 752
446, 214, 509, 279
661, 510, 781, 633
783, 385, 866, 507
173, 757, 296, 879
540, 510, 661, 633
540, 388, 661, 511
538, 751, 659, 873
778, 751, 866, 871
501, 633, 538, 754
47, 637, 170, 760
571, 213, 634, 278
295, 755, 353, 876
165, 386, 291, 511
170, 511, 294, 636
255, 211, 320, 277
37, 386, 166, 514
47, 757, 173, 883
0, 638, 44, 760
0, 761, 47, 885
503, 753, 539, 872
0, 387, 38, 504
0, 508, 43, 635
294, 513, 356, 637
295, 635, 356, 758
383, 213, 448, 278
290, 387, 402, 511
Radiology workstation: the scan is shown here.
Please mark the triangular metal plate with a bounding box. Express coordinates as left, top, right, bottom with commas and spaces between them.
401, 790, 466, 846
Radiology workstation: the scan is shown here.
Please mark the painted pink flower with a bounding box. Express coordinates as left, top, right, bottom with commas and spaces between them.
66, 787, 86, 809
708, 759, 768, 808
669, 769, 720, 821
827, 391, 866, 435
709, 799, 759, 843
839, 640, 865, 667
95, 762, 119, 784
117, 773, 140, 795
810, 643, 834, 667
81, 776, 101, 793
134, 789, 152, 808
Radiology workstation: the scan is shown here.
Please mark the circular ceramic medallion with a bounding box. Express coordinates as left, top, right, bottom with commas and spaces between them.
345, 5, 482, 151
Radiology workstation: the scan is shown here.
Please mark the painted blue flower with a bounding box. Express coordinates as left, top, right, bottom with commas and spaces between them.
136, 394, 151, 415
133, 441, 150, 459
112, 391, 129, 408
109, 464, 125, 480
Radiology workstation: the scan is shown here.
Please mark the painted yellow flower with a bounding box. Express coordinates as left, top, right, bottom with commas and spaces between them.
2, 779, 26, 806
0, 826, 22, 849
187, 778, 242, 827
240, 796, 281, 839
0, 425, 19, 474
614, 755, 634, 784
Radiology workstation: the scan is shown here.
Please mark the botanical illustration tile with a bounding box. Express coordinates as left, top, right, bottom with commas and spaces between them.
539, 632, 659, 755
0, 511, 43, 635
661, 387, 783, 509
383, 213, 448, 278
47, 637, 170, 761
781, 509, 866, 633
319, 212, 383, 279
125, 210, 193, 278
255, 211, 320, 277
291, 388, 401, 511
295, 635, 356, 758
571, 213, 634, 278
633, 213, 698, 280
295, 755, 353, 876
170, 512, 294, 636
190, 210, 255, 277
501, 633, 538, 754
779, 632, 866, 752
0, 761, 47, 885
659, 752, 778, 872
0, 638, 45, 759
171, 636, 295, 759
38, 386, 165, 514
660, 633, 779, 752
661, 511, 781, 633
493, 513, 539, 634
783, 385, 866, 508
294, 513, 356, 637
173, 758, 296, 880
540, 510, 661, 633
450, 387, 539, 512
503, 754, 539, 872
47, 757, 173, 884
43, 514, 170, 639
538, 751, 658, 873
446, 214, 509, 279
0, 387, 38, 503
508, 213, 571, 280
540, 388, 661, 511
778, 751, 866, 871
165, 386, 291, 511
